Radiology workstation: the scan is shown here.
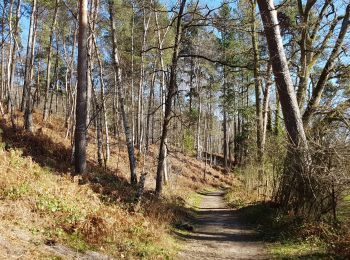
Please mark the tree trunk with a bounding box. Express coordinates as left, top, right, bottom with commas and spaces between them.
295, 0, 317, 109
196, 94, 202, 160
222, 33, 229, 170
108, 0, 138, 185
6, 0, 14, 105
74, 0, 88, 174
7, 0, 21, 130
154, 1, 172, 184
95, 104, 103, 167
251, 0, 264, 165
274, 89, 280, 136
43, 0, 59, 121
91, 31, 110, 164
48, 45, 59, 119
64, 26, 77, 140
296, 1, 336, 110
258, 0, 312, 211
262, 63, 272, 152
145, 65, 156, 152
23, 0, 38, 132
112, 72, 119, 138
130, 2, 135, 147
0, 1, 7, 101
136, 2, 151, 152
155, 0, 186, 195
302, 4, 350, 126
257, 0, 307, 148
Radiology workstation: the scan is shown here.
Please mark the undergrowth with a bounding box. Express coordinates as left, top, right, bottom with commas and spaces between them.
0, 147, 176, 258
224, 166, 350, 259
0, 112, 235, 258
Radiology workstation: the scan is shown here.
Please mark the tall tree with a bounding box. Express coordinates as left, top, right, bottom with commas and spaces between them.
257, 0, 307, 148
302, 4, 350, 126
23, 0, 38, 132
74, 0, 88, 174
43, 0, 60, 121
108, 0, 138, 185
250, 0, 264, 165
155, 0, 187, 195
257, 0, 312, 211
217, 2, 231, 170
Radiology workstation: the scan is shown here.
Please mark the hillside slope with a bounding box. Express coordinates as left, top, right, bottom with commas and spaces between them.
0, 112, 235, 259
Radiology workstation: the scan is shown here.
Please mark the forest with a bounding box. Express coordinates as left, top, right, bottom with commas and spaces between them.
0, 0, 349, 259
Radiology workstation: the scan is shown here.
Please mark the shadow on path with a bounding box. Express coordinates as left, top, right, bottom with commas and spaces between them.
177, 190, 268, 260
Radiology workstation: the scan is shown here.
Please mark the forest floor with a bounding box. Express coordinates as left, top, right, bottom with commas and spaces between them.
0, 111, 349, 259
0, 221, 111, 259
0, 111, 236, 259
177, 190, 267, 260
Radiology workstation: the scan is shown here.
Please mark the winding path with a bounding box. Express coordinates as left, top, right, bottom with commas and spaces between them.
177, 190, 268, 260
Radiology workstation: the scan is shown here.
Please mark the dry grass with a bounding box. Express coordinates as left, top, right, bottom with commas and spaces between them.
0, 110, 235, 259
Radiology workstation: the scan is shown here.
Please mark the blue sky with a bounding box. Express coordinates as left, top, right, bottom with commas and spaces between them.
19, 0, 349, 56
20, 0, 225, 50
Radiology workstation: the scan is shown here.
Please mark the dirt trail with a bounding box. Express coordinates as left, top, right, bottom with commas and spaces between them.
177, 190, 268, 260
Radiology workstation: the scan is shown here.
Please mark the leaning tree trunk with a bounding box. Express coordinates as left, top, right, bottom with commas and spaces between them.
155, 0, 186, 195
257, 0, 310, 211
74, 0, 88, 174
257, 0, 307, 147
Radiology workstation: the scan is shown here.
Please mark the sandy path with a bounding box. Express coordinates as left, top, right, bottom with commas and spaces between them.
177, 190, 268, 260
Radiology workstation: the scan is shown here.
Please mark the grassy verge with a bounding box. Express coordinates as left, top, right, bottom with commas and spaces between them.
268, 240, 328, 259
224, 187, 349, 259
237, 203, 331, 259
187, 191, 204, 210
